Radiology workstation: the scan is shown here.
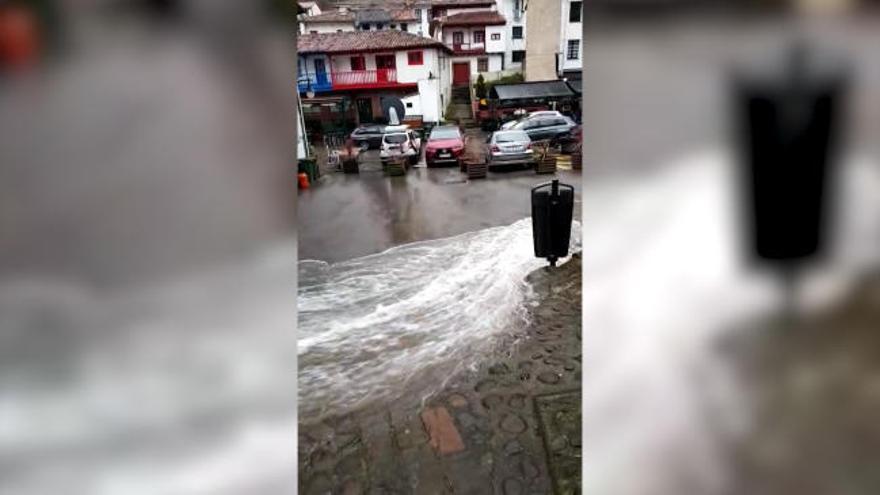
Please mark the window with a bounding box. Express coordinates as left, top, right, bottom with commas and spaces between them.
376, 24, 384, 30
491, 33, 501, 41
310, 30, 318, 34
401, 23, 408, 31
512, 26, 522, 39
350, 56, 366, 71
477, 58, 488, 72
390, 24, 397, 29
406, 102, 413, 108
414, 8, 421, 20
512, 50, 525, 63
337, 29, 343, 33
473, 31, 484, 43
408, 51, 424, 65
452, 32, 464, 45
569, 1, 582, 23
567, 39, 580, 60
360, 24, 369, 30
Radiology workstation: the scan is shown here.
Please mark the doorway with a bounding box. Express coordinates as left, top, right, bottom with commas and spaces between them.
375, 54, 396, 83
452, 62, 470, 86
314, 58, 328, 86
356, 97, 374, 123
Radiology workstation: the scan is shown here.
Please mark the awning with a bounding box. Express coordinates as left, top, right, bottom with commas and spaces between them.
301, 96, 348, 106
489, 80, 576, 101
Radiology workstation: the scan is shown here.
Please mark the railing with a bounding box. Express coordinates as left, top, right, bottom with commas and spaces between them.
297, 69, 409, 93
451, 42, 485, 54
332, 69, 398, 88
297, 72, 333, 93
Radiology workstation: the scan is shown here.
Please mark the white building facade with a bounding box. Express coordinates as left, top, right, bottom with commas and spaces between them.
297, 31, 452, 125
558, 0, 583, 78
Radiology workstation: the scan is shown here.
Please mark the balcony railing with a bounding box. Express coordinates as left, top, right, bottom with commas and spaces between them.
333, 69, 399, 89
451, 42, 485, 55
297, 69, 411, 93
297, 72, 333, 93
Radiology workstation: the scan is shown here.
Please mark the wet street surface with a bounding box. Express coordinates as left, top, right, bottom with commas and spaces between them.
297, 138, 582, 264
299, 255, 582, 494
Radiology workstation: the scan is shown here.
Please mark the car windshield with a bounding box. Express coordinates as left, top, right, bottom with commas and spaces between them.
384, 134, 408, 144
495, 131, 529, 143
429, 128, 460, 140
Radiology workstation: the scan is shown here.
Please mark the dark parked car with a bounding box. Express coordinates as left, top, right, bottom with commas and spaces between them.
424, 125, 465, 167
509, 115, 577, 142
350, 124, 386, 150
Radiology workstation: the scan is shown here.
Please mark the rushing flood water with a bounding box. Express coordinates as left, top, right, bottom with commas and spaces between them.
298, 218, 582, 420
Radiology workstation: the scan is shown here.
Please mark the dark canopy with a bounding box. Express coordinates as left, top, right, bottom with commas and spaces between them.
489, 80, 576, 101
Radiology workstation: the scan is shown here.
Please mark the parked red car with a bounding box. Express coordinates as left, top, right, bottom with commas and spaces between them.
424, 125, 465, 168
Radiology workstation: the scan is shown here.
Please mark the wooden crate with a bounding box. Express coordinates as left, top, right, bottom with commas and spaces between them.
342, 158, 359, 174
385, 157, 407, 176
466, 160, 487, 179
571, 152, 582, 170
534, 143, 558, 174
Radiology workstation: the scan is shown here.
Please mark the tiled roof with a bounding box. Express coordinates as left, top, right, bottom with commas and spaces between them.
439, 11, 506, 27
302, 11, 354, 23
298, 30, 453, 54
431, 0, 496, 7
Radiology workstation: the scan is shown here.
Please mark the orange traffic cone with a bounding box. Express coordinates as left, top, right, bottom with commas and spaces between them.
298, 172, 310, 189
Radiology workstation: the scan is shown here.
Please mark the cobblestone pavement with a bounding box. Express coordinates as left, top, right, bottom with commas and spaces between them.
722, 271, 880, 495
299, 254, 582, 494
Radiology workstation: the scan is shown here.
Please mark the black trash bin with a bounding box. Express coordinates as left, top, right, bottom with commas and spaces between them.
732, 42, 848, 266
532, 180, 574, 267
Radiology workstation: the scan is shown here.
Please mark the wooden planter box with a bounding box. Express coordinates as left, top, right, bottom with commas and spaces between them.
342, 158, 359, 174
384, 157, 407, 176
533, 142, 558, 175
466, 159, 488, 179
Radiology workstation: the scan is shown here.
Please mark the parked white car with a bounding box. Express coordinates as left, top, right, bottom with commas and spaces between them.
380, 125, 422, 166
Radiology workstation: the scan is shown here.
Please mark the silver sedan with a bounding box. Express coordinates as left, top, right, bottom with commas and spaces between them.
486, 130, 535, 169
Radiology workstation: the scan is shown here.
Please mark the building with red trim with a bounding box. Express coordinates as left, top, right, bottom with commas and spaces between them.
297, 30, 454, 126
428, 0, 527, 86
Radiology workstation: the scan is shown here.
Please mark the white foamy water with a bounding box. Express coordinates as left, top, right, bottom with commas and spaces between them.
581, 150, 880, 495
298, 218, 582, 420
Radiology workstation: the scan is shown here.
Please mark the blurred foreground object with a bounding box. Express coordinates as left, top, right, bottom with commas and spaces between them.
732, 41, 849, 287
0, 3, 39, 68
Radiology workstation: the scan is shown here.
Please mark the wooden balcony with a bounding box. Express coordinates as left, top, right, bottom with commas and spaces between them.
298, 69, 417, 93
451, 43, 485, 55
332, 69, 408, 90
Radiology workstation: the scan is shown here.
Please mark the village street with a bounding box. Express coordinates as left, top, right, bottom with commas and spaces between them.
297, 130, 582, 263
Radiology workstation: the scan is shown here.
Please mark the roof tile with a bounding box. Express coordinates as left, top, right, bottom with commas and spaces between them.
439, 11, 506, 27
298, 30, 452, 54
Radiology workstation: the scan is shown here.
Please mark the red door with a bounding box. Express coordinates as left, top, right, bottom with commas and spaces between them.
452, 62, 470, 86
376, 54, 396, 83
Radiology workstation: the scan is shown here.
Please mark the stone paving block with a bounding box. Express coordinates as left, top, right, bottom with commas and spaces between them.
421, 406, 466, 455
535, 391, 582, 494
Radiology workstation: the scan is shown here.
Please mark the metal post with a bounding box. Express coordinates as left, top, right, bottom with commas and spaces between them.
547, 179, 560, 267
